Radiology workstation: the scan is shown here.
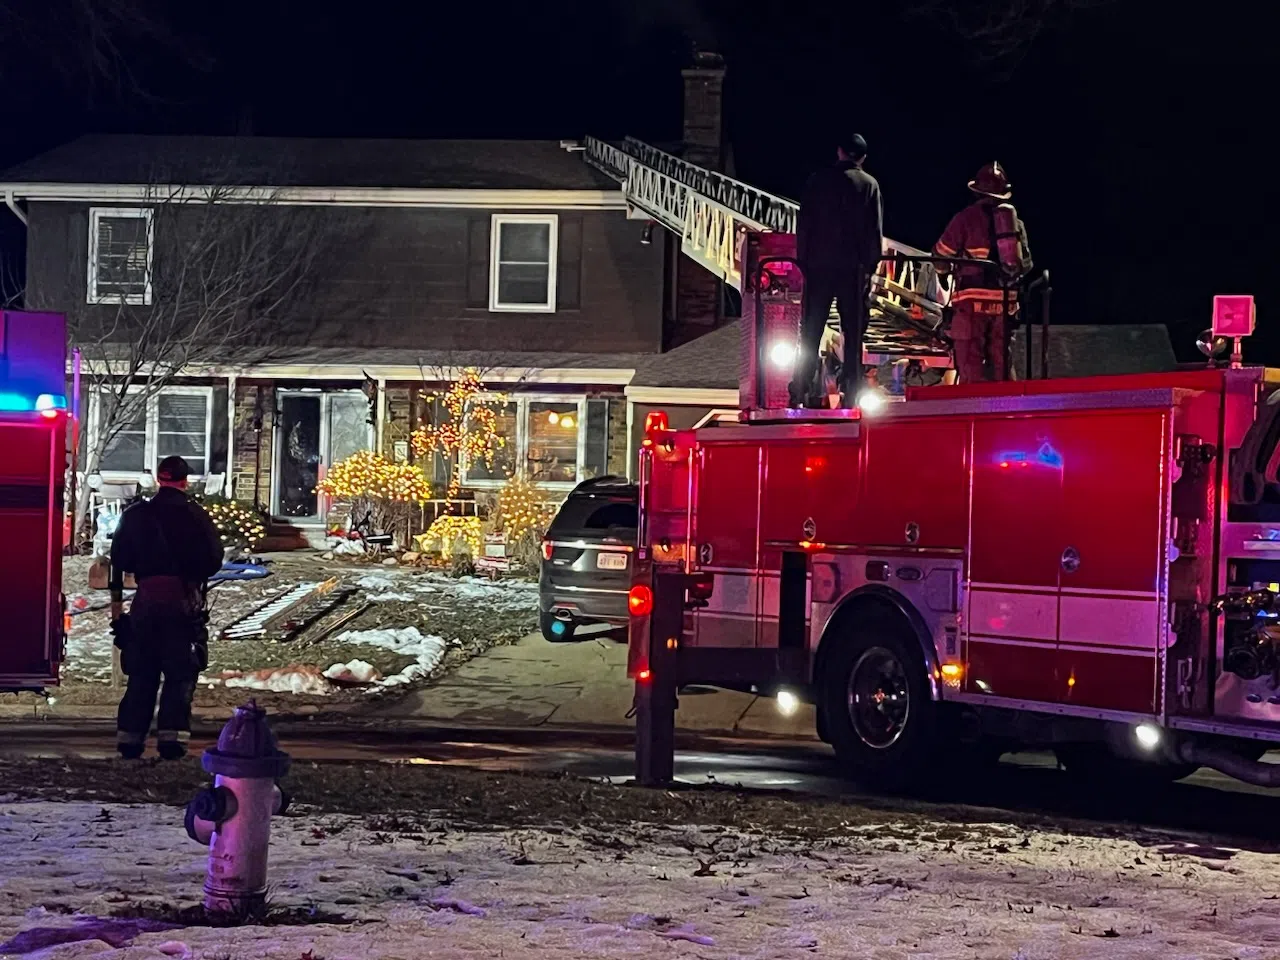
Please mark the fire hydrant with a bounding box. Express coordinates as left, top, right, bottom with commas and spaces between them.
185, 701, 292, 917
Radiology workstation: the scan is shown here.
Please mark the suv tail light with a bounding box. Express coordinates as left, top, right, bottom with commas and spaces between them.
541, 540, 553, 561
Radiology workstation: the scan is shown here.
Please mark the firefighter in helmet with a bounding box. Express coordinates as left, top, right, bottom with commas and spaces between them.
110, 455, 224, 759
933, 162, 1033, 383
792, 133, 884, 408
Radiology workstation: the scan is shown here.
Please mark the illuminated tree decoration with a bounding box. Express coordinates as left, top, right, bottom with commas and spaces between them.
415, 515, 483, 560
316, 450, 432, 539
197, 496, 268, 551
494, 474, 556, 547
410, 368, 507, 504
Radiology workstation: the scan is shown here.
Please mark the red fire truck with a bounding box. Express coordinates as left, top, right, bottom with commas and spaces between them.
626, 293, 1280, 790
0, 310, 70, 693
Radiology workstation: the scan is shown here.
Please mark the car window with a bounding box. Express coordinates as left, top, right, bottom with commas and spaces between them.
550, 493, 637, 535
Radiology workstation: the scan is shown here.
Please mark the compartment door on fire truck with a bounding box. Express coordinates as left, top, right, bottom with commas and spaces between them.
1053, 411, 1168, 714
691, 442, 761, 647
0, 420, 61, 684
968, 417, 1065, 703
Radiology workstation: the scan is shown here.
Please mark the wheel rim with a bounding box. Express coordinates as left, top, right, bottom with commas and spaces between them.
847, 646, 910, 749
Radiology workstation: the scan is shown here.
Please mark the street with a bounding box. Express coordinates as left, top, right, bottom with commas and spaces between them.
4, 721, 1279, 848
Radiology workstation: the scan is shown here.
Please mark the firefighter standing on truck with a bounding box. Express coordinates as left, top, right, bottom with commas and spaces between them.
933, 162, 1033, 383
792, 133, 884, 408
109, 455, 223, 760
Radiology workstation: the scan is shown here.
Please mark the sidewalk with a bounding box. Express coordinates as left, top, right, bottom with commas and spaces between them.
373, 631, 819, 739
2, 632, 819, 741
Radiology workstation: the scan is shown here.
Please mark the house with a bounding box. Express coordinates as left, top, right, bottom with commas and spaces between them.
0, 52, 1179, 545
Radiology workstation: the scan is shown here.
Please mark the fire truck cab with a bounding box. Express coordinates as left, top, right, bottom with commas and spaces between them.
0, 311, 69, 693
631, 353, 1280, 790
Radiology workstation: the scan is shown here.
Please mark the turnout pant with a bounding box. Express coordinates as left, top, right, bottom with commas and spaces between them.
116, 611, 204, 757
791, 267, 870, 405
950, 301, 1017, 384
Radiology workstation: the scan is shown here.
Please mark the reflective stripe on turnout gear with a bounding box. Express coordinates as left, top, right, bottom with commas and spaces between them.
156, 729, 192, 744
953, 288, 1020, 303
116, 730, 145, 745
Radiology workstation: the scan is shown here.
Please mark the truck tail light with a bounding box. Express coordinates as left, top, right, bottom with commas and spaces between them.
628, 584, 654, 617
642, 411, 671, 449
688, 572, 714, 603
541, 540, 553, 561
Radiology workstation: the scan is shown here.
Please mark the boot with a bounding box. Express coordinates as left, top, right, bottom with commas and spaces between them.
157, 740, 187, 761
118, 744, 144, 760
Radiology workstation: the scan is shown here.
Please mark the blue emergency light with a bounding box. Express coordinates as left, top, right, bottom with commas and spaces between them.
0, 391, 67, 416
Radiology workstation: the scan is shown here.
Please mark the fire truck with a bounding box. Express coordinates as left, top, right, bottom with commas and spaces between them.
574, 138, 1280, 790
0, 310, 70, 693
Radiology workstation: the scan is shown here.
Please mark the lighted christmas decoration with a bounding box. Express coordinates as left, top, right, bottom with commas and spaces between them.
410, 369, 507, 504
316, 450, 432, 537
494, 474, 556, 547
197, 496, 268, 551
415, 515, 483, 560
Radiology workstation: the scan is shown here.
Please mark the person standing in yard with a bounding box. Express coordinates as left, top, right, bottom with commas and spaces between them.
791, 133, 884, 408
110, 455, 224, 760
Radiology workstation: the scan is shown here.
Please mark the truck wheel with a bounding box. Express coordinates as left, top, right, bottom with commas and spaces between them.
539, 613, 576, 643
1053, 742, 1198, 786
821, 609, 936, 792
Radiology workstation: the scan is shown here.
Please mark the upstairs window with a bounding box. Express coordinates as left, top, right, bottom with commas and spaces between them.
489, 214, 557, 312
88, 207, 153, 305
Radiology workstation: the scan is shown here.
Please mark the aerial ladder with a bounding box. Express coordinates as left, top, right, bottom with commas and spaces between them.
576, 135, 955, 405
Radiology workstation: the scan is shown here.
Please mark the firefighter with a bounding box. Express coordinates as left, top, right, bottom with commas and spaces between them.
933, 162, 1033, 383
110, 455, 224, 760
792, 133, 884, 408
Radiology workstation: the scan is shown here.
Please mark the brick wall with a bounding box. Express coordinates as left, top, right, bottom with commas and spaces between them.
605, 397, 630, 477
382, 385, 414, 460
231, 381, 274, 509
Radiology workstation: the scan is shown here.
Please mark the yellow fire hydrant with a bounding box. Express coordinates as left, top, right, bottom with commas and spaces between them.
184, 701, 292, 917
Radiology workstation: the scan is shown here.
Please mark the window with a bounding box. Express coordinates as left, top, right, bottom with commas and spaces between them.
94, 387, 212, 480
527, 401, 579, 484
489, 214, 557, 312
460, 396, 610, 489
88, 207, 153, 305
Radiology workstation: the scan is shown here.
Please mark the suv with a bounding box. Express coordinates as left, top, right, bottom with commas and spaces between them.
539, 476, 638, 642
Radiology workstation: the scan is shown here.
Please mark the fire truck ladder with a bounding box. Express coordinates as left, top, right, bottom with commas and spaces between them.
579, 136, 951, 364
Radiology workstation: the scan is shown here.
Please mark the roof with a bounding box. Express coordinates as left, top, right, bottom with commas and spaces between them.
631, 322, 742, 389
1012, 324, 1178, 379
0, 135, 615, 191
630, 322, 1177, 393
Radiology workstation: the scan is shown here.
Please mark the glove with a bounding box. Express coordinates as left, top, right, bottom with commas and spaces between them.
110, 614, 133, 651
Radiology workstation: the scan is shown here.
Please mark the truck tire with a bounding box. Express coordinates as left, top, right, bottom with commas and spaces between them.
821, 608, 936, 792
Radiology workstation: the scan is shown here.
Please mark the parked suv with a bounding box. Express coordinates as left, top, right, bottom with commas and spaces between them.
539, 476, 638, 642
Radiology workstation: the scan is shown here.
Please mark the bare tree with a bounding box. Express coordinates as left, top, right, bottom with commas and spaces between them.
68, 183, 335, 542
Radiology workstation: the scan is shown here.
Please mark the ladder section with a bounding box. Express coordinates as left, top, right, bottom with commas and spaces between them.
582, 136, 950, 359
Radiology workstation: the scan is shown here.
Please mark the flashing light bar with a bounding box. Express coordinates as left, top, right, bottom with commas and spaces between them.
0, 391, 67, 415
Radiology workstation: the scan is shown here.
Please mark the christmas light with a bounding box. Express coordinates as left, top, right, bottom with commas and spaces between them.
410, 368, 508, 506
496, 474, 556, 546
416, 515, 483, 559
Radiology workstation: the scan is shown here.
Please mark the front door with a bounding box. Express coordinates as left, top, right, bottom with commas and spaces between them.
273, 390, 370, 522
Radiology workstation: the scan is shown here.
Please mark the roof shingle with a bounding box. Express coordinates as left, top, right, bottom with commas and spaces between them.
0, 135, 614, 191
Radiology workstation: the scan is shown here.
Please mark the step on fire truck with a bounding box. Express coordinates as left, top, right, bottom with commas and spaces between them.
576, 138, 1280, 789
0, 311, 70, 693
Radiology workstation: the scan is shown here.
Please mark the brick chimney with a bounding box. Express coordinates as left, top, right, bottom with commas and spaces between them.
670, 50, 728, 348
681, 50, 726, 171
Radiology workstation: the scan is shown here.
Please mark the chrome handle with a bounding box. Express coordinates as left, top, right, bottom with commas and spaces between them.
1061, 546, 1080, 574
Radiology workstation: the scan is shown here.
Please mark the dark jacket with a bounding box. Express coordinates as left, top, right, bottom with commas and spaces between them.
796, 160, 884, 277
933, 198, 1033, 305
110, 486, 223, 614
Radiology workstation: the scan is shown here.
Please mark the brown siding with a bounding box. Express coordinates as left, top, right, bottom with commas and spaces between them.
24, 202, 664, 354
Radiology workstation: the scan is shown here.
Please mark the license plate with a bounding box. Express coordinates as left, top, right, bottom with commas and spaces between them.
597, 552, 628, 571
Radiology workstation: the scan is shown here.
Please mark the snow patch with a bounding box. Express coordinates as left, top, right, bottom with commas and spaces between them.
324, 659, 381, 684
331, 626, 448, 689
222, 665, 331, 696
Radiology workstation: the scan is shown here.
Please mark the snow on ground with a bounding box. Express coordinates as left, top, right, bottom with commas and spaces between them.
357, 569, 539, 614
327, 626, 448, 689
1, 801, 1279, 959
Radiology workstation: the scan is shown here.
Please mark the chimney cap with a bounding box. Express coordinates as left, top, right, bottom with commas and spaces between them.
684, 49, 725, 74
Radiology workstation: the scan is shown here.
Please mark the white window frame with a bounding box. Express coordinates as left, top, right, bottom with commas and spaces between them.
91, 385, 214, 483
461, 394, 586, 490
87, 206, 154, 306
488, 213, 558, 313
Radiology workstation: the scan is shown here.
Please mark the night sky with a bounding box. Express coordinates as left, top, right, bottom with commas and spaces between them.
0, 0, 1269, 362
